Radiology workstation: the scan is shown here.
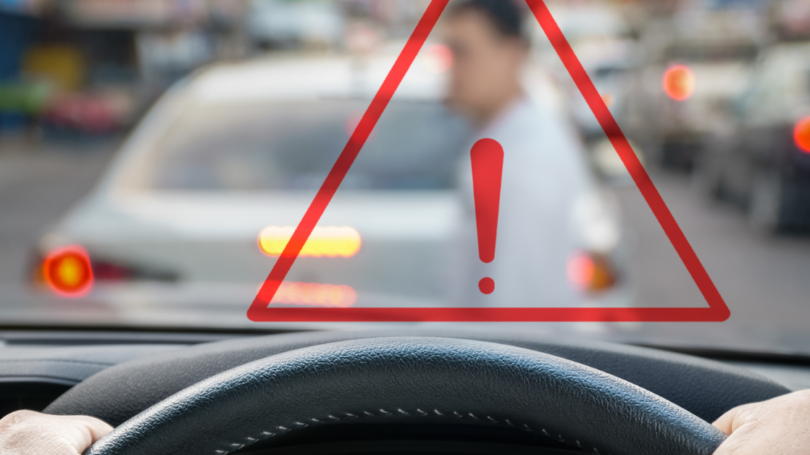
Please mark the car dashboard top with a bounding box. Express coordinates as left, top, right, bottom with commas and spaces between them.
0, 329, 807, 410
0, 328, 808, 455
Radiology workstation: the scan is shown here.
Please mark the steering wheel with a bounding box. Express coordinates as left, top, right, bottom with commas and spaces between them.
85, 337, 726, 455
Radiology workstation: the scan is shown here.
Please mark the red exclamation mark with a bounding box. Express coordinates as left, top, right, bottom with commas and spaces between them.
470, 138, 504, 295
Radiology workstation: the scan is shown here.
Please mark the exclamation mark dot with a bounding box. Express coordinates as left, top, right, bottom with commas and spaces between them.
478, 277, 495, 295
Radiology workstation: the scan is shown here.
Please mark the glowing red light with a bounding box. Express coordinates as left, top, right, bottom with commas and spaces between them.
271, 281, 357, 308
422, 44, 453, 73
42, 245, 94, 297
662, 65, 696, 101
567, 253, 596, 289
567, 251, 617, 293
794, 116, 810, 154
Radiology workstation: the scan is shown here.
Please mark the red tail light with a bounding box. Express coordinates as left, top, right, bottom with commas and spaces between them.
567, 251, 618, 293
42, 246, 94, 297
272, 281, 357, 308
662, 64, 696, 101
794, 116, 810, 154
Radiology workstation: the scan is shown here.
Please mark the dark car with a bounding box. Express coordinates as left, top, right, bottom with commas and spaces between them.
696, 42, 810, 232
622, 9, 764, 169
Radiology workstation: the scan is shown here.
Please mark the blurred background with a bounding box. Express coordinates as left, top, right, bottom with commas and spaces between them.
2, 0, 810, 355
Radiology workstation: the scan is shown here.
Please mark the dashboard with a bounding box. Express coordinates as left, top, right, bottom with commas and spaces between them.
0, 329, 807, 454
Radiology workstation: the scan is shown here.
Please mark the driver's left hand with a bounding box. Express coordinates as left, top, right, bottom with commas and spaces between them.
0, 410, 112, 455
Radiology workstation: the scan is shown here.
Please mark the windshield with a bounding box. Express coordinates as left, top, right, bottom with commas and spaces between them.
2, 0, 810, 357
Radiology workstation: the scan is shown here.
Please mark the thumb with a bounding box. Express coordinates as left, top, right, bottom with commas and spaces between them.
60, 415, 115, 453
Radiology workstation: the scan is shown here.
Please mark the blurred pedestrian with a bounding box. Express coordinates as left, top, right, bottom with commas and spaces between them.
443, 0, 598, 306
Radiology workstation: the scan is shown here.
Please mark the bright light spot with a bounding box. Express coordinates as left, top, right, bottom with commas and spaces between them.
57, 256, 83, 286
43, 245, 93, 297
662, 64, 696, 101
567, 251, 617, 293
272, 281, 357, 308
258, 226, 362, 258
794, 116, 810, 154
567, 253, 596, 289
601, 93, 614, 107
422, 44, 453, 73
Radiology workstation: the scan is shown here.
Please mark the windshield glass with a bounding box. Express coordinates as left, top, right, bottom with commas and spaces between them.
2, 0, 810, 356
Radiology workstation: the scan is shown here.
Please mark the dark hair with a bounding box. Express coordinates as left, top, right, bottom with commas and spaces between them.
449, 0, 526, 41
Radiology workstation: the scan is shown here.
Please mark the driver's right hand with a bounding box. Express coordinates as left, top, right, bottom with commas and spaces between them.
713, 389, 810, 455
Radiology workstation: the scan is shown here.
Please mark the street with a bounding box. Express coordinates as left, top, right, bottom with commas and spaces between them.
1, 141, 809, 354
616, 172, 810, 354
0, 138, 119, 292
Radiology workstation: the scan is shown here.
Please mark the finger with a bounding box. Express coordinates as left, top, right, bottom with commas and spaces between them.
712, 409, 738, 435
51, 415, 114, 452
712, 402, 758, 436
68, 415, 114, 443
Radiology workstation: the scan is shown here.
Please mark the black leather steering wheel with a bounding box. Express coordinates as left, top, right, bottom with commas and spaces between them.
84, 337, 726, 455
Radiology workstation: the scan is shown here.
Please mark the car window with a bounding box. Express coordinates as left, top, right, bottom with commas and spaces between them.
129, 100, 470, 191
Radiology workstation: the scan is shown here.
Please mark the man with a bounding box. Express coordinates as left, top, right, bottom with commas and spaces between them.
443, 0, 597, 307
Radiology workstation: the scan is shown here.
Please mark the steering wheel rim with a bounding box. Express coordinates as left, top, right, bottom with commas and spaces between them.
85, 337, 726, 455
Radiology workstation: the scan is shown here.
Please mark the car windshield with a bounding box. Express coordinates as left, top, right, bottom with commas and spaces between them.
2, 0, 810, 357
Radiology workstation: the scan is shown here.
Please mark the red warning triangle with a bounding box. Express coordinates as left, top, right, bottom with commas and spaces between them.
247, 0, 730, 322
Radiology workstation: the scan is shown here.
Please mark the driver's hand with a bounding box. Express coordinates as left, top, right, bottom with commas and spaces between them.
0, 410, 113, 455
713, 389, 810, 455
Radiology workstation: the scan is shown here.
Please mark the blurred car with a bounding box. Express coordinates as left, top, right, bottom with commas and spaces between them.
568, 42, 637, 144
532, 3, 637, 141
623, 8, 765, 169
531, 3, 642, 183
247, 0, 345, 50
695, 42, 810, 233
43, 90, 133, 135
770, 0, 810, 41
29, 50, 629, 311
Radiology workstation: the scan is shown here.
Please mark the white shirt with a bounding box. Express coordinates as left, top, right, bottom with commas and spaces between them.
447, 96, 598, 307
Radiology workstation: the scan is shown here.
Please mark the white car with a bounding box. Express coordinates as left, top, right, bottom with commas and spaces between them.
30, 50, 630, 325
247, 0, 345, 50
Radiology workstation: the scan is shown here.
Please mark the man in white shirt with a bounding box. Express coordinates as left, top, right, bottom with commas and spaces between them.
443, 0, 601, 307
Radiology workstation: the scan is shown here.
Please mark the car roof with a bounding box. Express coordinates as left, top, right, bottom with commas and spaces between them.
176, 48, 563, 114
182, 48, 448, 105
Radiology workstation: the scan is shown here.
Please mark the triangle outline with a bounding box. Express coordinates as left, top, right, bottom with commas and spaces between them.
247, 0, 730, 322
